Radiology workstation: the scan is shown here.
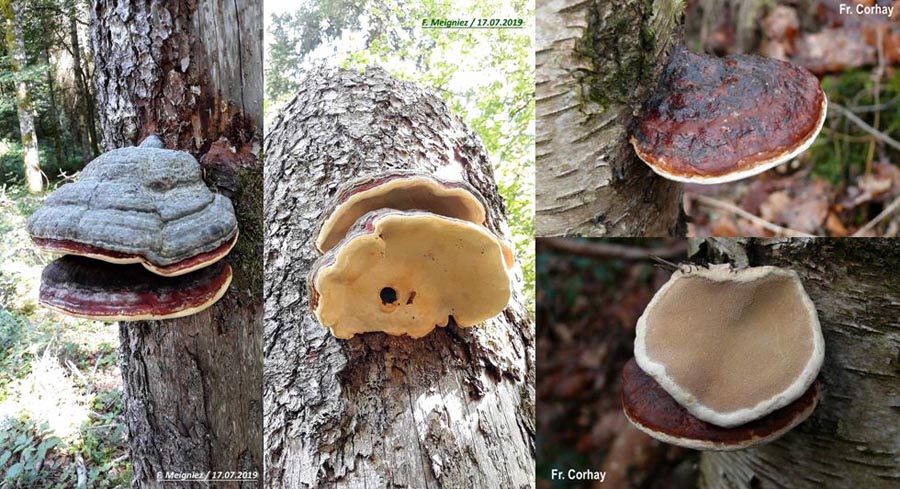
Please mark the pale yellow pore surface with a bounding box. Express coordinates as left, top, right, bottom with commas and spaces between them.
315, 214, 511, 339
643, 273, 815, 414
316, 178, 487, 252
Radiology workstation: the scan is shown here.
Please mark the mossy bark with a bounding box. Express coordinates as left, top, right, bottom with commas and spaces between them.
89, 1, 263, 487
535, 0, 684, 236
2, 0, 42, 193
699, 238, 900, 489
263, 66, 535, 488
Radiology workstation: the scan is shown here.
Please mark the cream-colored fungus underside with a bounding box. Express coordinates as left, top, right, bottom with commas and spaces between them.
316, 178, 487, 252
643, 273, 815, 415
315, 214, 511, 339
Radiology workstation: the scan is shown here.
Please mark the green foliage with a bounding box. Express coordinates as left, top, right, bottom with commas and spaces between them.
810, 69, 900, 184
267, 0, 536, 311
0, 139, 83, 187
0, 0, 95, 185
0, 184, 129, 488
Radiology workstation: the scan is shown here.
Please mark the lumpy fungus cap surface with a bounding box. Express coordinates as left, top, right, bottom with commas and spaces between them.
634, 264, 824, 428
631, 47, 827, 184
309, 209, 512, 339
26, 143, 238, 276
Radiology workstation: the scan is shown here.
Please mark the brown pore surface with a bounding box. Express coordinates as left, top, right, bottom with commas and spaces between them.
643, 273, 815, 413
622, 359, 819, 447
632, 46, 825, 179
39, 255, 231, 319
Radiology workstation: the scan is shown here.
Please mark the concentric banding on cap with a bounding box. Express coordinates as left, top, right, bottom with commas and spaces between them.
26, 145, 239, 276
39, 256, 232, 321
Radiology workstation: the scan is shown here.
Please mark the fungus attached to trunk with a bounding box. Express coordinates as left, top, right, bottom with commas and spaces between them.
631, 46, 827, 184
314, 172, 490, 253
633, 265, 824, 428
622, 358, 819, 451
309, 209, 512, 339
40, 256, 232, 321
26, 141, 238, 276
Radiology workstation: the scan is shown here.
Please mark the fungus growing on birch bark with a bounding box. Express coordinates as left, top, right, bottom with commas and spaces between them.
309, 209, 512, 339
631, 46, 827, 184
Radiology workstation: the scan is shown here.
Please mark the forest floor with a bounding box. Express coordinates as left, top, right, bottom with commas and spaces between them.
683, 1, 900, 237
0, 183, 130, 488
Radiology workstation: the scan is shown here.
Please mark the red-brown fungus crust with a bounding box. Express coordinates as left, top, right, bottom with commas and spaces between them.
39, 256, 232, 320
32, 231, 238, 276
631, 46, 826, 181
622, 358, 819, 450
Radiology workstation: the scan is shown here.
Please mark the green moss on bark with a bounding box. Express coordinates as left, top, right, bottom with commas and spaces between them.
576, 0, 684, 110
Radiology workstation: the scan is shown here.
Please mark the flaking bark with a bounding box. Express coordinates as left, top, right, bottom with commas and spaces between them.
535, 0, 684, 236
264, 66, 535, 488
699, 238, 900, 489
89, 1, 263, 487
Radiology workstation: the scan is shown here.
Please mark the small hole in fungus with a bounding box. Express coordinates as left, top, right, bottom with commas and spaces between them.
380, 287, 397, 305
407, 291, 416, 304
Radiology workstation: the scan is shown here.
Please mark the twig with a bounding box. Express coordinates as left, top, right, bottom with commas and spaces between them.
853, 194, 900, 236
828, 103, 900, 152
691, 194, 815, 237
539, 238, 688, 260
848, 95, 900, 113
75, 453, 87, 489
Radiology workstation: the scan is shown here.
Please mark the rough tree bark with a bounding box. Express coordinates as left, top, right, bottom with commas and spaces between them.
699, 238, 899, 489
90, 2, 263, 487
264, 67, 535, 488
2, 0, 43, 193
535, 0, 684, 236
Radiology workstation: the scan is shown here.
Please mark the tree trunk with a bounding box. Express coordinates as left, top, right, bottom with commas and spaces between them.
69, 0, 99, 160
264, 67, 536, 488
2, 0, 42, 193
698, 238, 900, 489
44, 46, 66, 171
535, 0, 684, 236
89, 2, 263, 487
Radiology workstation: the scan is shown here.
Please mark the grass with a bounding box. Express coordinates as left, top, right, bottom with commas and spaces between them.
0, 182, 130, 488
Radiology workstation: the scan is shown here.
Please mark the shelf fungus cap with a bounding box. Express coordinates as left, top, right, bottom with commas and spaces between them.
634, 264, 824, 428
26, 139, 238, 276
622, 358, 819, 450
314, 172, 500, 254
39, 256, 232, 321
631, 47, 827, 184
309, 209, 512, 339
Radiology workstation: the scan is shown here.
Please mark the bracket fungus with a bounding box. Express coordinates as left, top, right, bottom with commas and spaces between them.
309, 209, 512, 339
623, 264, 824, 450
631, 46, 827, 184
315, 172, 491, 253
622, 359, 820, 451
40, 256, 232, 321
26, 138, 238, 277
